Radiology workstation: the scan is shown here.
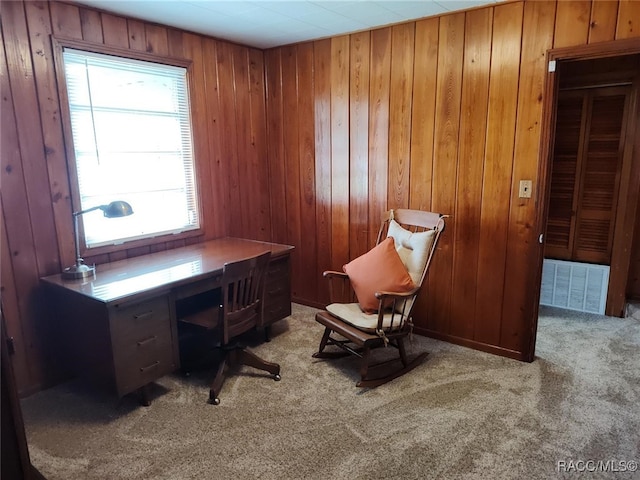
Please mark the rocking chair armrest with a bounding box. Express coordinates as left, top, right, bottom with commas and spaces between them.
323, 270, 353, 304
322, 270, 349, 279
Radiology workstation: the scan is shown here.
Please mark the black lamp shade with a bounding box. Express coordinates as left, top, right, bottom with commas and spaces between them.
101, 201, 134, 218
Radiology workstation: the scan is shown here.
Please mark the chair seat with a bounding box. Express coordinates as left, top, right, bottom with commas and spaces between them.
326, 303, 407, 333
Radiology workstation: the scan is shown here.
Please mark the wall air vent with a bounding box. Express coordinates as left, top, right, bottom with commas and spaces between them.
540, 259, 609, 315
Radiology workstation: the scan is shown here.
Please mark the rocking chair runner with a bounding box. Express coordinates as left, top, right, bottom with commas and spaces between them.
313, 209, 445, 387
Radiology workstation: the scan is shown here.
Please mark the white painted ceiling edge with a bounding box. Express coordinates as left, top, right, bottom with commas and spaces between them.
73, 0, 501, 49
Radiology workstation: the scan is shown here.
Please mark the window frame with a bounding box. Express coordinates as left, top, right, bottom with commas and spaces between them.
52, 37, 204, 258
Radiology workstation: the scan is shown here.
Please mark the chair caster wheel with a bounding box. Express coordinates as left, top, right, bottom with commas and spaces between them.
274, 374, 281, 381
208, 397, 220, 405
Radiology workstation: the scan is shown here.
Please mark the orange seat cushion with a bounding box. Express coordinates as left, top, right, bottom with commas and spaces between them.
343, 237, 415, 313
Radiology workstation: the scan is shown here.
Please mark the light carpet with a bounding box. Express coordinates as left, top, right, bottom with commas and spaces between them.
21, 303, 640, 479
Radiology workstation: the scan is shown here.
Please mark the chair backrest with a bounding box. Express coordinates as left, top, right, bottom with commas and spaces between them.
377, 209, 445, 325
220, 251, 271, 345
324, 209, 445, 335
376, 209, 444, 288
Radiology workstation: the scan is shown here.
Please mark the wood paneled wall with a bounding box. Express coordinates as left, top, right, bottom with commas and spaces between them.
1, 0, 269, 393
264, 0, 640, 359
2, 0, 639, 393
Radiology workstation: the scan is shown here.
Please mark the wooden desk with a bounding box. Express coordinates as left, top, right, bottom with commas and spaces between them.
41, 237, 294, 404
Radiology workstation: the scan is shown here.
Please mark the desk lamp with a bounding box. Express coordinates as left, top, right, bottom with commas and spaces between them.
62, 201, 134, 280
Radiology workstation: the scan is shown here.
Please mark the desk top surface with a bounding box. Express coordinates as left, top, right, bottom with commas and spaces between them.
41, 237, 294, 304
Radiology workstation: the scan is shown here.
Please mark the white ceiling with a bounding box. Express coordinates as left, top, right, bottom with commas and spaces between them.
75, 0, 501, 49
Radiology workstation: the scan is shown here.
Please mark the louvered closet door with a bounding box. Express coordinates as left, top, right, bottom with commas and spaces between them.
546, 86, 631, 265
546, 91, 585, 260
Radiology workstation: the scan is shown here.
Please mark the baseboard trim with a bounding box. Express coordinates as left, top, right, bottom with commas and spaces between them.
414, 327, 530, 362
292, 297, 325, 310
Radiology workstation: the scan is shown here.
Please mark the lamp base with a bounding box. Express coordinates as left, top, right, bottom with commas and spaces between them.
61, 263, 96, 280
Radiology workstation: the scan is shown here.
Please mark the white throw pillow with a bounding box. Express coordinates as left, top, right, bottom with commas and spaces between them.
387, 219, 435, 286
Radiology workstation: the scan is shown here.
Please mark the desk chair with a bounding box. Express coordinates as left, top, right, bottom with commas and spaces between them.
313, 209, 445, 387
180, 251, 281, 404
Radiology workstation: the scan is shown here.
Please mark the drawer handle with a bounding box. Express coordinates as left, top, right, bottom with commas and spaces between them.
137, 336, 157, 347
140, 361, 160, 373
133, 311, 153, 320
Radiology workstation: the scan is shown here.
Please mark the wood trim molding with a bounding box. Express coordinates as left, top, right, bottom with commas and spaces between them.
49, 36, 203, 264
548, 37, 640, 62
51, 36, 193, 67
535, 40, 640, 321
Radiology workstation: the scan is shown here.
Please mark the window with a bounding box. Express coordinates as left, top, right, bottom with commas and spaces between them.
62, 48, 200, 249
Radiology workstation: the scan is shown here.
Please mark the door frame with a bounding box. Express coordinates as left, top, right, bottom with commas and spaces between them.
533, 38, 640, 340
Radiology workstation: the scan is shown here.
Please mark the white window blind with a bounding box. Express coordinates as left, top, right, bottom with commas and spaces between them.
62, 48, 199, 248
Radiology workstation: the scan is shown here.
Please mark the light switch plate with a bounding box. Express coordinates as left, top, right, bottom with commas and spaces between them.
519, 180, 532, 198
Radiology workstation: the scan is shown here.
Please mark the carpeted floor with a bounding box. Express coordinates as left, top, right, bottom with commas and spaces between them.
21, 303, 640, 480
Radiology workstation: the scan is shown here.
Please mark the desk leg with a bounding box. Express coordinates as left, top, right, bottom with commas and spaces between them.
138, 384, 152, 406
264, 325, 271, 342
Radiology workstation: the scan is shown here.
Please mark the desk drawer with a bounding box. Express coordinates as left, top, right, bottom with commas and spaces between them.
114, 333, 174, 396
264, 256, 291, 326
266, 257, 290, 296
110, 296, 175, 395
111, 296, 171, 340
263, 296, 291, 325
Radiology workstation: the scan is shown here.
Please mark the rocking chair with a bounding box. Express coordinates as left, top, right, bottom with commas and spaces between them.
313, 209, 445, 387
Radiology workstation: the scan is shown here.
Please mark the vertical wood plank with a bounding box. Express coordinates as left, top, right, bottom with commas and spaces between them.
1, 203, 29, 392
101, 13, 129, 48
167, 28, 184, 58
387, 23, 415, 210
425, 12, 464, 333
589, 0, 618, 43
407, 18, 438, 325
2, 0, 60, 275
265, 49, 287, 245
554, 1, 591, 47
501, 0, 556, 355
1, 23, 53, 390
202, 38, 226, 238
183, 33, 213, 240
79, 7, 103, 43
330, 36, 350, 269
145, 24, 169, 55
216, 41, 240, 235
248, 47, 271, 242
24, 1, 74, 270
127, 19, 146, 50
475, 2, 523, 346
349, 32, 370, 260
616, 0, 640, 39
297, 42, 318, 299
232, 45, 254, 238
449, 7, 492, 339
409, 18, 439, 213
314, 39, 333, 305
1, 30, 38, 391
281, 45, 303, 298
367, 27, 391, 248
49, 1, 82, 39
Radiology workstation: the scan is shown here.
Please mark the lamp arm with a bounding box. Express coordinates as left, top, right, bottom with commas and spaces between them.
72, 206, 100, 264
73, 213, 82, 264
73, 205, 103, 217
